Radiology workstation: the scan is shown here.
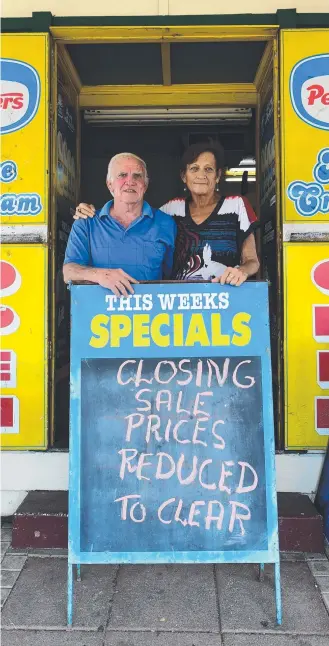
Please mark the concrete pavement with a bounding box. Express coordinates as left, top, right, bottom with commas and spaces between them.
1, 522, 329, 646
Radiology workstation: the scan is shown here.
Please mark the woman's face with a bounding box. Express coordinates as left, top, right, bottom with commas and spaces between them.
182, 152, 221, 198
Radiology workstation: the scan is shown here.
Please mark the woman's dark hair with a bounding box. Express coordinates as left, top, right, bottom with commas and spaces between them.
180, 141, 225, 174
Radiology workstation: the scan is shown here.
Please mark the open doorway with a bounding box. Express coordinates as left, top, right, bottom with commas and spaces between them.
80, 118, 256, 209
50, 29, 280, 449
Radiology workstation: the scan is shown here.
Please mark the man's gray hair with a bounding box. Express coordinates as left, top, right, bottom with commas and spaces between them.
106, 153, 149, 183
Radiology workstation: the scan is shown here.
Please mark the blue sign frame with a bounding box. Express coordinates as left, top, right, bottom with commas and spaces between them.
68, 282, 281, 625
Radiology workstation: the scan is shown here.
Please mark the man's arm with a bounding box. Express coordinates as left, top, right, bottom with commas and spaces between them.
63, 263, 102, 284
63, 219, 138, 296
63, 263, 137, 296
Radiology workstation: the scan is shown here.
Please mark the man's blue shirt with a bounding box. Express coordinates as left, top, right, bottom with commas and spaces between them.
64, 200, 177, 281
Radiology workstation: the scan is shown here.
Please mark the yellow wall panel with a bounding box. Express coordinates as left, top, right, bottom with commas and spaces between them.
0, 245, 48, 449
1, 34, 49, 225
284, 243, 329, 449
281, 30, 329, 223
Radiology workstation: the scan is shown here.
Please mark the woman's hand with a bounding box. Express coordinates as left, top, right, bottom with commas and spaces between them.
73, 203, 96, 220
212, 266, 248, 287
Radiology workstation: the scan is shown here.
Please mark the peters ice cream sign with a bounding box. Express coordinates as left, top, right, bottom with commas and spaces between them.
0, 59, 40, 135
290, 54, 329, 131
0, 34, 49, 226
281, 30, 329, 223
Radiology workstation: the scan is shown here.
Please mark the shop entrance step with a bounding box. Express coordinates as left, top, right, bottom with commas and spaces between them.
12, 491, 68, 550
11, 491, 324, 552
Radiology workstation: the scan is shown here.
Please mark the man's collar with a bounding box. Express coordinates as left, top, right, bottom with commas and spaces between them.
98, 200, 153, 219
141, 201, 154, 218
98, 200, 113, 217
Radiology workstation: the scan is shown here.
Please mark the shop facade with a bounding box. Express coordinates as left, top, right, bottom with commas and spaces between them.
1, 7, 329, 514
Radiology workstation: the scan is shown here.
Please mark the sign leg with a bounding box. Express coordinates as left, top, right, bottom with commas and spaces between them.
76, 564, 81, 582
258, 563, 264, 581
67, 562, 74, 627
274, 561, 282, 625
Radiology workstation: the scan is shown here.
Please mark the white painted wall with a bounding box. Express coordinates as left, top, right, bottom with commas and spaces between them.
0, 451, 325, 515
2, 0, 328, 18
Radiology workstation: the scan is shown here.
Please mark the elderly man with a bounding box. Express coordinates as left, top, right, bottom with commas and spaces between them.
63, 153, 176, 296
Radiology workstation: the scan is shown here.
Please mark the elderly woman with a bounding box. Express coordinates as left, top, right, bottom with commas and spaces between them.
74, 142, 259, 286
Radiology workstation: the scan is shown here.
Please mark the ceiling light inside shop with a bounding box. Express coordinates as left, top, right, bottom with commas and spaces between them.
84, 107, 253, 126
226, 157, 256, 182
226, 177, 256, 182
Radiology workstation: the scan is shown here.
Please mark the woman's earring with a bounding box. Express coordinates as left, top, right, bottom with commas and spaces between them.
215, 182, 220, 192
183, 185, 188, 194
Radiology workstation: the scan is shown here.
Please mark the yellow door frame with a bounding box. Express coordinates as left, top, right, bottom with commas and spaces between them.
50, 25, 278, 44
49, 39, 81, 445
50, 24, 278, 110
48, 25, 281, 445
79, 84, 257, 108
254, 38, 283, 446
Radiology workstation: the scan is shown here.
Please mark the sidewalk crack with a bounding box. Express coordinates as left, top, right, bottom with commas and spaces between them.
101, 564, 120, 646
213, 564, 222, 636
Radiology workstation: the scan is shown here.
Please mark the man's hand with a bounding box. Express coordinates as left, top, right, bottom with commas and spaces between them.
212, 266, 248, 287
73, 203, 96, 220
96, 268, 138, 296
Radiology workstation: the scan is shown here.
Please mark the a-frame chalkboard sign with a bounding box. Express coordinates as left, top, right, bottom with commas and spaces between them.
68, 282, 282, 625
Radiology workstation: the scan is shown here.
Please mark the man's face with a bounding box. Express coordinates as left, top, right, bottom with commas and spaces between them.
107, 157, 148, 205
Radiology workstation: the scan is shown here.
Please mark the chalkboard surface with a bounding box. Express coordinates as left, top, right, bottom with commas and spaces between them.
80, 356, 266, 553
69, 282, 278, 565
